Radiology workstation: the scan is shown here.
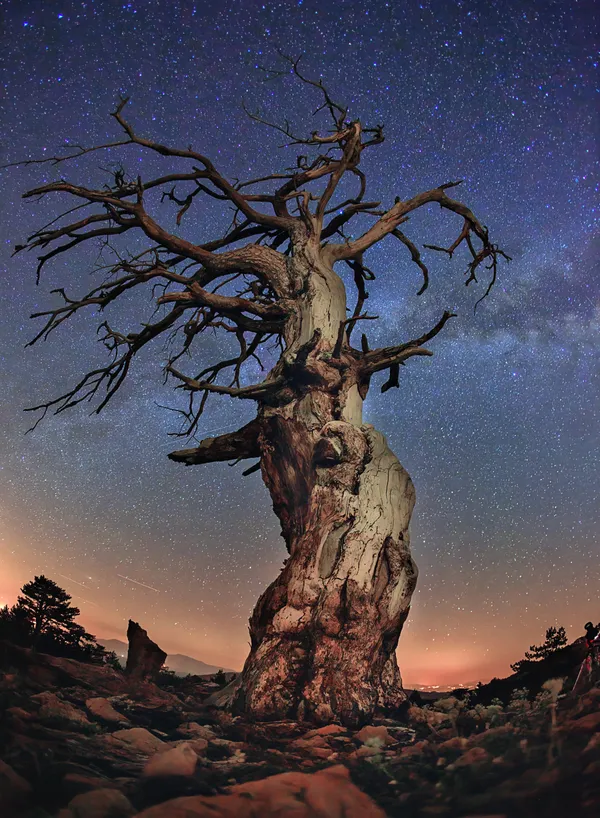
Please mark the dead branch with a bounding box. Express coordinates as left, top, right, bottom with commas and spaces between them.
168, 419, 261, 465
326, 182, 508, 308
362, 311, 457, 382
12, 65, 505, 439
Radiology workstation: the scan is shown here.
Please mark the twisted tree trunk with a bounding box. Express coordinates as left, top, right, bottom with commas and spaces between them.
231, 240, 418, 726
18, 70, 505, 729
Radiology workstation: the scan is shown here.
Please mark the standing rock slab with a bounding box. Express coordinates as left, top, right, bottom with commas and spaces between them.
125, 620, 167, 681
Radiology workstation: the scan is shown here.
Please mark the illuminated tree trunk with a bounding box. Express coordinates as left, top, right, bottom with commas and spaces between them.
19, 68, 505, 726
231, 242, 418, 726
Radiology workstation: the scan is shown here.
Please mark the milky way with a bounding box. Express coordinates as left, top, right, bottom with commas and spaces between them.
0, 0, 597, 685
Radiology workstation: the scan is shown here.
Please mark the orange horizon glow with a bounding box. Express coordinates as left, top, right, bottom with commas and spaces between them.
1, 544, 592, 687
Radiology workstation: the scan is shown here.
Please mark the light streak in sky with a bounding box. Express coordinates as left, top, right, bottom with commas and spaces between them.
73, 596, 99, 607
57, 573, 90, 589
117, 574, 161, 592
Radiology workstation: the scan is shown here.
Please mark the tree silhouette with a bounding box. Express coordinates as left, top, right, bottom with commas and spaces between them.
212, 669, 228, 687
510, 626, 568, 673
0, 575, 104, 661
11, 57, 508, 725
16, 575, 79, 647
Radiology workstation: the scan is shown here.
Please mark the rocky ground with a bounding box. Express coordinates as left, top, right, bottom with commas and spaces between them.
1, 641, 599, 817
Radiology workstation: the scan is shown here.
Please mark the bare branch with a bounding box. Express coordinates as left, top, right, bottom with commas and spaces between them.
362, 310, 457, 379
167, 365, 284, 400
168, 419, 261, 466
327, 182, 508, 306
391, 229, 430, 295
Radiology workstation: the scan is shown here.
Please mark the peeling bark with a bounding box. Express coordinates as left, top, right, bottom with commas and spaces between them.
232, 244, 418, 727
17, 73, 505, 727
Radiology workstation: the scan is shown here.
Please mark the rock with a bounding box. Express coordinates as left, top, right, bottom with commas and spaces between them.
32, 691, 92, 729
175, 722, 217, 740
398, 740, 430, 760
438, 736, 468, 752
59, 788, 135, 818
310, 747, 336, 760
171, 737, 208, 756
584, 732, 600, 755
62, 773, 125, 799
203, 674, 243, 709
0, 759, 32, 812
110, 727, 165, 755
569, 711, 600, 732
349, 744, 382, 760
143, 743, 198, 778
453, 746, 491, 767
0, 641, 126, 695
86, 697, 129, 724
290, 735, 330, 751
584, 759, 600, 777
303, 724, 347, 739
6, 706, 34, 720
209, 738, 246, 752
125, 620, 167, 681
136, 764, 386, 817
354, 724, 393, 746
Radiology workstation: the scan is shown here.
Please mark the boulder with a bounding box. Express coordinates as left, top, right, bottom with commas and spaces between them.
58, 788, 135, 818
136, 764, 386, 817
453, 746, 491, 767
175, 722, 217, 740
86, 697, 129, 724
143, 743, 198, 778
110, 727, 165, 755
125, 620, 167, 681
303, 724, 347, 739
290, 735, 330, 750
172, 738, 208, 756
62, 773, 127, 799
398, 740, 430, 761
32, 691, 92, 729
354, 724, 394, 747
0, 759, 32, 813
569, 711, 600, 733
349, 744, 381, 760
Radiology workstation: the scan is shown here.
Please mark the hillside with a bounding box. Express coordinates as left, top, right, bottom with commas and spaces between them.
98, 638, 236, 677
467, 636, 589, 704
1, 638, 599, 817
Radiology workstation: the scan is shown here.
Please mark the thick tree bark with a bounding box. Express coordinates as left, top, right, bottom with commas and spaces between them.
17, 75, 505, 729
231, 240, 418, 727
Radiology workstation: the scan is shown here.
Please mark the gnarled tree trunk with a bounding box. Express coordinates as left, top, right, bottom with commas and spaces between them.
19, 75, 504, 728
231, 239, 418, 726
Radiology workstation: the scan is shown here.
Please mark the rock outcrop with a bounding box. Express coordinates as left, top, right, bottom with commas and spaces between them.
125, 621, 167, 681
136, 765, 386, 818
1, 641, 599, 818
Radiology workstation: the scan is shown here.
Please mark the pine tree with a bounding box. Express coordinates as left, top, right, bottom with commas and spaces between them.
524, 626, 568, 661
510, 626, 568, 673
15, 575, 80, 647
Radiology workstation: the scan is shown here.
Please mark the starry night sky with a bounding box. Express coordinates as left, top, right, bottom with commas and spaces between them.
0, 0, 598, 686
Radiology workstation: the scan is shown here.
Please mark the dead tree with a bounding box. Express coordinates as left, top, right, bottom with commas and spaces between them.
11, 58, 509, 726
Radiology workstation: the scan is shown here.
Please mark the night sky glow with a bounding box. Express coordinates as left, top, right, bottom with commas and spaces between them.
0, 0, 598, 686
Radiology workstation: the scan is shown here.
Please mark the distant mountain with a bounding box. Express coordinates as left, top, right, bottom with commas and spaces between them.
98, 638, 236, 677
